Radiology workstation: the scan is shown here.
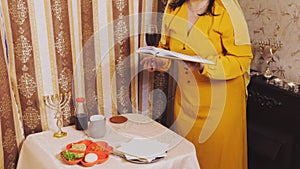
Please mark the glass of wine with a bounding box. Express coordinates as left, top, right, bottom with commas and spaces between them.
145, 24, 160, 47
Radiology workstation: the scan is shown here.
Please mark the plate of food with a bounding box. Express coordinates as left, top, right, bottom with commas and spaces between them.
60, 150, 84, 165
66, 139, 93, 153
81, 151, 109, 167
60, 140, 113, 167
86, 141, 113, 155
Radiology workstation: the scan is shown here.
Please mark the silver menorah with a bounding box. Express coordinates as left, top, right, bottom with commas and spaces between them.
43, 92, 71, 138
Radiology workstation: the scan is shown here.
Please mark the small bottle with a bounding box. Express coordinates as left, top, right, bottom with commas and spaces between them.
75, 97, 88, 130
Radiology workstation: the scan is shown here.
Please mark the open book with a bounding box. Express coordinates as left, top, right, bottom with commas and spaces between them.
136, 46, 214, 65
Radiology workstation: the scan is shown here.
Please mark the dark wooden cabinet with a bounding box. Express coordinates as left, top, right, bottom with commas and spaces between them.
247, 75, 300, 169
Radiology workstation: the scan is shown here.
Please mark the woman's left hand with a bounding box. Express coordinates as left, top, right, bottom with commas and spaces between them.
182, 61, 204, 72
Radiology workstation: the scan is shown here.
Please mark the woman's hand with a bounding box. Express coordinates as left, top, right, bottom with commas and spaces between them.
140, 57, 168, 72
182, 61, 204, 72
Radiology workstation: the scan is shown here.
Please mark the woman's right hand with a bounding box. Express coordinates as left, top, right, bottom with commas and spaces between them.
140, 57, 168, 72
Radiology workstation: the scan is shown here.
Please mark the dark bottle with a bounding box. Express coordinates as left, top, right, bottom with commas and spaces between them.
75, 97, 88, 130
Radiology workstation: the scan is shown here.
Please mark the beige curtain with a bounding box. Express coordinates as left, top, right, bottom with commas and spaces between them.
0, 0, 174, 168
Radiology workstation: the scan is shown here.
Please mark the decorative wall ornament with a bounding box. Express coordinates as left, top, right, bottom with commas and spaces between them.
114, 0, 127, 12
58, 67, 72, 92
15, 34, 32, 63
55, 31, 66, 57
18, 26, 25, 34
52, 0, 63, 21
18, 73, 37, 99
281, 3, 300, 37
23, 106, 41, 131
117, 85, 130, 107
9, 0, 27, 25
114, 19, 129, 45
239, 0, 300, 82
3, 129, 16, 154
62, 104, 71, 123
22, 65, 29, 71
116, 62, 131, 113
116, 60, 130, 80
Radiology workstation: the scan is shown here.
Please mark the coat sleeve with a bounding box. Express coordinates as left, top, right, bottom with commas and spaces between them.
201, 9, 253, 81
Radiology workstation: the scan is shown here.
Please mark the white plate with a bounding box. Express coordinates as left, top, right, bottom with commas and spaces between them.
122, 113, 153, 124
116, 138, 169, 160
125, 155, 165, 164
113, 151, 165, 164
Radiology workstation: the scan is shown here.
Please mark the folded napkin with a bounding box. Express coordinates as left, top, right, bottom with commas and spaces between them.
116, 138, 169, 162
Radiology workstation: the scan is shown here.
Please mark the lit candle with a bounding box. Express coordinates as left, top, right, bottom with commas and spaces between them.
274, 78, 280, 83
287, 82, 296, 92
287, 82, 295, 88
273, 78, 283, 87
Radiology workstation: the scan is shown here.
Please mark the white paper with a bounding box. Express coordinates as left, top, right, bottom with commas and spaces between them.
136, 46, 215, 65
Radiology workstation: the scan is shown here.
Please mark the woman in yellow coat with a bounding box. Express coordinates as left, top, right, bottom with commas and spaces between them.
141, 0, 253, 168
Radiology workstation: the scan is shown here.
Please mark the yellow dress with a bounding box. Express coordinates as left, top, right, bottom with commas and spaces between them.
159, 1, 253, 169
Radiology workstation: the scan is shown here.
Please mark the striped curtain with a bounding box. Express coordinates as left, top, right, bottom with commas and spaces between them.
138, 0, 176, 127
0, 27, 20, 169
0, 0, 174, 167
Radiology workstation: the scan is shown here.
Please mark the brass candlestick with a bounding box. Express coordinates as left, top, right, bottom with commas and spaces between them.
43, 92, 71, 138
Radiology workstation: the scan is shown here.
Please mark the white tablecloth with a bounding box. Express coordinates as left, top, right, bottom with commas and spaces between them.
17, 118, 200, 169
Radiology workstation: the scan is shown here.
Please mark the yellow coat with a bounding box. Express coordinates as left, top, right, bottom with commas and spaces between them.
159, 1, 253, 169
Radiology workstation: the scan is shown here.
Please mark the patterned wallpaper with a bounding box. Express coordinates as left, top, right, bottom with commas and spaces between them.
239, 0, 300, 83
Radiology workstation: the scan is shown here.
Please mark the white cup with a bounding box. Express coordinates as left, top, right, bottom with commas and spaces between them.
88, 115, 106, 138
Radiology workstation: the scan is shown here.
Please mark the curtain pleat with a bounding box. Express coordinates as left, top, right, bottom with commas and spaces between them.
0, 29, 19, 169
111, 0, 133, 115
80, 0, 99, 117
5, 0, 44, 135
49, 0, 75, 125
137, 0, 176, 126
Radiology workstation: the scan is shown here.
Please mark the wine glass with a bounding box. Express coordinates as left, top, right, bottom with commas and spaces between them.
145, 24, 160, 47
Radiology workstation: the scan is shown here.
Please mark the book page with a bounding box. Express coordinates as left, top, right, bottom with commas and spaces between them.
137, 46, 214, 65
